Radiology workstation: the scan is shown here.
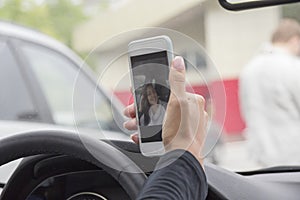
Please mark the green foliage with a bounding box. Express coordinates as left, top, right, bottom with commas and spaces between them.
0, 0, 88, 48
282, 4, 300, 23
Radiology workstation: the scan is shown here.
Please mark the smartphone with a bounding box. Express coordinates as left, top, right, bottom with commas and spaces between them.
128, 35, 173, 156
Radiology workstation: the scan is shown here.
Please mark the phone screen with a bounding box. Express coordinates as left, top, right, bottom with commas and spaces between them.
131, 51, 170, 143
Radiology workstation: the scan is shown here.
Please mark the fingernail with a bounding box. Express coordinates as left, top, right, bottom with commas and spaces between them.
130, 134, 137, 140
173, 56, 185, 70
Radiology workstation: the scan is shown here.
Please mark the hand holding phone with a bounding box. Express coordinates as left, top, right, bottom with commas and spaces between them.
125, 56, 208, 165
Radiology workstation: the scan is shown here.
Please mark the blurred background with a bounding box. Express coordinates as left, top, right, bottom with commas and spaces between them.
1, 0, 300, 171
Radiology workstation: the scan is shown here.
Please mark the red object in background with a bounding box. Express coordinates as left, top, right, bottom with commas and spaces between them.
186, 84, 208, 96
114, 78, 246, 135
114, 91, 134, 106
210, 79, 246, 135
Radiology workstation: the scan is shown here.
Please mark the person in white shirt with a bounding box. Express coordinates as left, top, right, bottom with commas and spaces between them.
239, 18, 300, 166
139, 84, 166, 126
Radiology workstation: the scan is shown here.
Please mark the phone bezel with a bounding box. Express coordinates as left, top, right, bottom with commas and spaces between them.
128, 35, 173, 156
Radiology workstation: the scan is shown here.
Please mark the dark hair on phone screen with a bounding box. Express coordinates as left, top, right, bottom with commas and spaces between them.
140, 83, 155, 125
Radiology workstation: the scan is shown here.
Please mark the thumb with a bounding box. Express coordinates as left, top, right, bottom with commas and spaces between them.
169, 56, 186, 98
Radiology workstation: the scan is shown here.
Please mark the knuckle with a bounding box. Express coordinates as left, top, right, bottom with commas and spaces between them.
178, 98, 189, 108
204, 111, 209, 121
169, 96, 188, 108
168, 98, 180, 107
178, 96, 187, 103
204, 111, 208, 117
197, 95, 205, 104
195, 95, 205, 108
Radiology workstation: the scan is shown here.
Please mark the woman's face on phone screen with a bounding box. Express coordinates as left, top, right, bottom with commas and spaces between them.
147, 86, 158, 105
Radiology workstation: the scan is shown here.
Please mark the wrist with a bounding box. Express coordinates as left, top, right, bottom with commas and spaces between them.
164, 143, 204, 168
187, 147, 204, 168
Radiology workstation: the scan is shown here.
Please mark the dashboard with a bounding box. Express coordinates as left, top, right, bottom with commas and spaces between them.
3, 140, 300, 200
28, 170, 129, 200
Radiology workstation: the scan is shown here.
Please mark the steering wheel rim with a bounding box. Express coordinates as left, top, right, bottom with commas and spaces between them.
0, 130, 147, 200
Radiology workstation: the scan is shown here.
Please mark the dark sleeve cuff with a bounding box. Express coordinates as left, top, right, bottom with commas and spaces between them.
137, 149, 208, 200
156, 149, 206, 177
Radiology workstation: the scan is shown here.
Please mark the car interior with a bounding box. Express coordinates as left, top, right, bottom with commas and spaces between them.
1, 0, 300, 200
1, 129, 300, 200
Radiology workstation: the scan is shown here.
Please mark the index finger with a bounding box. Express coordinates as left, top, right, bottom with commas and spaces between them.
123, 103, 136, 118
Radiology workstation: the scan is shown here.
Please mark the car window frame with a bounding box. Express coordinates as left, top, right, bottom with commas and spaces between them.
10, 37, 125, 133
8, 37, 55, 124
0, 35, 51, 123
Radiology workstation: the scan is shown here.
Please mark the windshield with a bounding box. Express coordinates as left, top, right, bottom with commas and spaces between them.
1, 0, 300, 172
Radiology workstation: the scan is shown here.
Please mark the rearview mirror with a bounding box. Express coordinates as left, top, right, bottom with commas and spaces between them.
218, 0, 300, 11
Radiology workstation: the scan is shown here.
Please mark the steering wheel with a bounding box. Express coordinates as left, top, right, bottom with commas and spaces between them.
0, 130, 147, 200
